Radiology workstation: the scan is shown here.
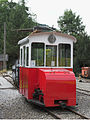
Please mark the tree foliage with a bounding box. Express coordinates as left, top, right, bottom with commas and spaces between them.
57, 9, 90, 75
0, 0, 36, 68
57, 9, 85, 35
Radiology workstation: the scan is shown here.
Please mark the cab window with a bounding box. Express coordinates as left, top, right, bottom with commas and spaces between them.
31, 43, 44, 66
58, 44, 71, 67
46, 45, 57, 67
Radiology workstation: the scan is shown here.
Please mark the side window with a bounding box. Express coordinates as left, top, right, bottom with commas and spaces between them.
20, 48, 22, 66
31, 43, 44, 66
58, 44, 71, 67
23, 46, 25, 66
26, 47, 29, 66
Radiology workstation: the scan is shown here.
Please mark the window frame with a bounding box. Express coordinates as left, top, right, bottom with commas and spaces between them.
26, 46, 29, 67
20, 48, 23, 66
58, 43, 71, 67
20, 44, 29, 67
30, 42, 72, 68
31, 42, 45, 67
20, 42, 72, 68
46, 45, 57, 67
23, 46, 26, 67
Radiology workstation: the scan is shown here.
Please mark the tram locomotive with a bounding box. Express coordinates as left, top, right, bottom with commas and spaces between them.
18, 26, 77, 107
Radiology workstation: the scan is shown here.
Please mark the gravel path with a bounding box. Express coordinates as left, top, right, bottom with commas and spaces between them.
0, 77, 13, 88
76, 91, 90, 118
0, 89, 53, 119
76, 77, 90, 91
0, 75, 90, 119
0, 76, 53, 119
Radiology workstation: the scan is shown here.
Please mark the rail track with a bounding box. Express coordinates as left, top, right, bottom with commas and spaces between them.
77, 88, 90, 96
43, 107, 89, 119
66, 107, 89, 119
43, 108, 61, 119
77, 88, 90, 93
2, 74, 18, 89
1, 74, 90, 119
42, 88, 90, 119
0, 87, 16, 90
0, 74, 17, 90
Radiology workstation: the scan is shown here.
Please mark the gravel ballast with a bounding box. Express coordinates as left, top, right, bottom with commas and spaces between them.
0, 75, 90, 119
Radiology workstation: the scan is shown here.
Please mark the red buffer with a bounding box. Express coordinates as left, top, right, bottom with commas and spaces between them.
19, 68, 76, 107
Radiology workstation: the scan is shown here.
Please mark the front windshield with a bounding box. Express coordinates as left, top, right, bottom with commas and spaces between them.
58, 44, 71, 67
31, 42, 71, 67
46, 45, 57, 67
31, 43, 44, 66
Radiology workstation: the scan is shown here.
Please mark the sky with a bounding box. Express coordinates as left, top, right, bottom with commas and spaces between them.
9, 0, 90, 35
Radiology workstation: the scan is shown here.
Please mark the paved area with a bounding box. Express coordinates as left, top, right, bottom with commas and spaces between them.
0, 76, 13, 89
76, 77, 90, 91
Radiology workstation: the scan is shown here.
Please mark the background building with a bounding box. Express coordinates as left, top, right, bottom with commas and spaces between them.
0, 54, 8, 70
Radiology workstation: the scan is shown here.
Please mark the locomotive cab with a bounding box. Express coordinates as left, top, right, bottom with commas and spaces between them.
18, 29, 77, 107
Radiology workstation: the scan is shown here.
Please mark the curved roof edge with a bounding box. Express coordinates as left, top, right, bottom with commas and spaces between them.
18, 32, 77, 45
18, 36, 29, 45
29, 31, 77, 43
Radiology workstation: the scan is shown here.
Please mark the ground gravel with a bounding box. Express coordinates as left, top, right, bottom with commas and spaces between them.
0, 75, 90, 119
0, 89, 53, 119
75, 91, 90, 118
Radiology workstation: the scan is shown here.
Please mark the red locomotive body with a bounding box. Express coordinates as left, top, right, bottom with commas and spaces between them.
18, 28, 77, 107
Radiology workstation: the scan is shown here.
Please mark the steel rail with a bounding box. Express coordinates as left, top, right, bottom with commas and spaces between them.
77, 88, 90, 93
2, 74, 13, 79
43, 108, 61, 119
76, 88, 90, 96
77, 90, 90, 96
2, 75, 18, 89
43, 107, 90, 119
0, 87, 16, 90
66, 108, 89, 119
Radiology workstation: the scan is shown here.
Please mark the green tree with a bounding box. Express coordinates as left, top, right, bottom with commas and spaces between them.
57, 9, 85, 35
0, 0, 36, 68
74, 33, 90, 74
57, 9, 90, 75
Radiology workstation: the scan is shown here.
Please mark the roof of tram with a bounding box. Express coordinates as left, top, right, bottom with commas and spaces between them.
18, 25, 77, 45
